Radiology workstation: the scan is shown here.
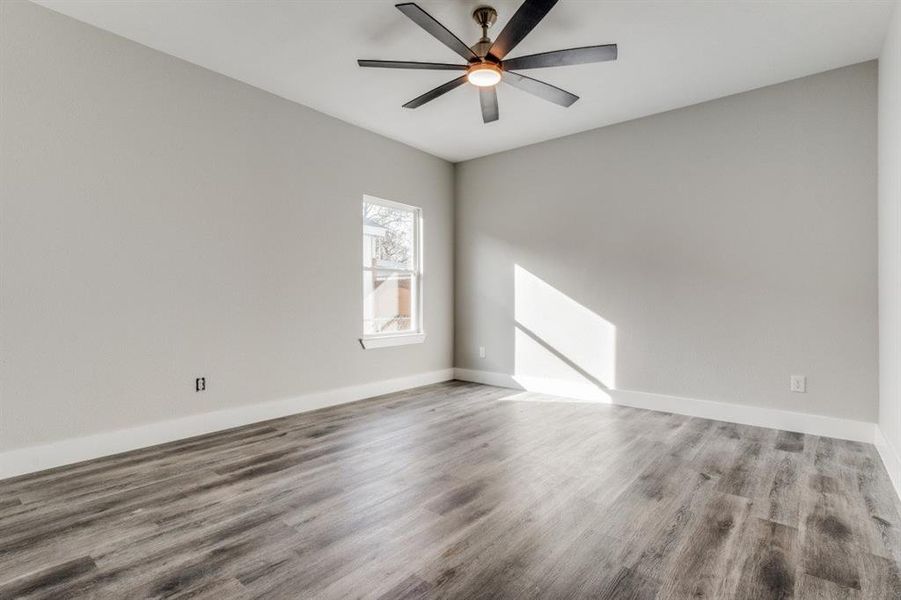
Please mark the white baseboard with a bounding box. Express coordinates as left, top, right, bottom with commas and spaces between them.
1, 367, 885, 484
454, 368, 876, 444
0, 368, 454, 480
875, 426, 901, 500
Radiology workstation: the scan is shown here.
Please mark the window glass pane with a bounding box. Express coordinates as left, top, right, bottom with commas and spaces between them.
363, 201, 415, 270
363, 270, 416, 335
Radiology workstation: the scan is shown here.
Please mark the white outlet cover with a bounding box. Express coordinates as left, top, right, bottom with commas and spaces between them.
790, 375, 806, 393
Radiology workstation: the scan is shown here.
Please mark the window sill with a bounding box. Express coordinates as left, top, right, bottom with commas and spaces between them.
359, 333, 426, 349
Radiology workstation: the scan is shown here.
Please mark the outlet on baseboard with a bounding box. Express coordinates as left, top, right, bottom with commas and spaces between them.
479, 346, 486, 359
790, 375, 806, 393
195, 377, 206, 392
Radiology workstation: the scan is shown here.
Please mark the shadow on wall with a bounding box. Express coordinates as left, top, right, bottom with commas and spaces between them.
513, 265, 616, 403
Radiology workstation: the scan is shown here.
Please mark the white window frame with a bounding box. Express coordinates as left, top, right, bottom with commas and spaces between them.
360, 195, 425, 349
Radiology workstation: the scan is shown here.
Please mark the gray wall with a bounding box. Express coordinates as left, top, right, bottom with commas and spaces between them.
0, 1, 454, 450
456, 62, 878, 422
879, 3, 901, 461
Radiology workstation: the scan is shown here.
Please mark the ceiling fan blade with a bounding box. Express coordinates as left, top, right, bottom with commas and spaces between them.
488, 0, 558, 60
479, 87, 499, 123
358, 60, 467, 71
502, 44, 618, 70
395, 3, 478, 62
502, 71, 578, 107
403, 74, 469, 109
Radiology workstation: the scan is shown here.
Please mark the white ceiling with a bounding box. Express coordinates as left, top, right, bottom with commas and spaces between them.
36, 0, 894, 162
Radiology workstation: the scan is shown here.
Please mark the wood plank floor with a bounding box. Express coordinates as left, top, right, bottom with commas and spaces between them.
1, 381, 900, 599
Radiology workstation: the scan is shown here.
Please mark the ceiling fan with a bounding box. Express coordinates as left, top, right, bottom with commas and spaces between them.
357, 0, 617, 123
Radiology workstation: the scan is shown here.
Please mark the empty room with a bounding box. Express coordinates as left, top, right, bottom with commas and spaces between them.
2, 0, 901, 597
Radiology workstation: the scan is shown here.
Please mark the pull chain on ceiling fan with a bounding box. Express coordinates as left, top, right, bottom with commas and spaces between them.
357, 0, 618, 123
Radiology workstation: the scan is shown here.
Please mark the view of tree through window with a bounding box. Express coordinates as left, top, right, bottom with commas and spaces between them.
364, 202, 414, 269
362, 198, 420, 336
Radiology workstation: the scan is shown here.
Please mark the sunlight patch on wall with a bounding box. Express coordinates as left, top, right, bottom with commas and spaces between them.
513, 265, 616, 402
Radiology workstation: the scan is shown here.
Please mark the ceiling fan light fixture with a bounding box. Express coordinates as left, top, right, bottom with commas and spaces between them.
467, 63, 502, 87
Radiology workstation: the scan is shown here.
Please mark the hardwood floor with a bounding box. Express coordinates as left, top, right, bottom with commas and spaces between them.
0, 381, 899, 599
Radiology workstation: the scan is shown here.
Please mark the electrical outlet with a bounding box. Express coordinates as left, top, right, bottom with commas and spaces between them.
195, 377, 206, 392
479, 346, 486, 359
790, 375, 806, 393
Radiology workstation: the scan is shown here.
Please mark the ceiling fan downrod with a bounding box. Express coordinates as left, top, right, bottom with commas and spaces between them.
471, 6, 498, 59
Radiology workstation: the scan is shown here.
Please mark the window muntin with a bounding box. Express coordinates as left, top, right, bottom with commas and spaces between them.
362, 197, 421, 337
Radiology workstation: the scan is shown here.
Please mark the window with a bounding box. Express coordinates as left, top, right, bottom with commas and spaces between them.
361, 196, 424, 348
